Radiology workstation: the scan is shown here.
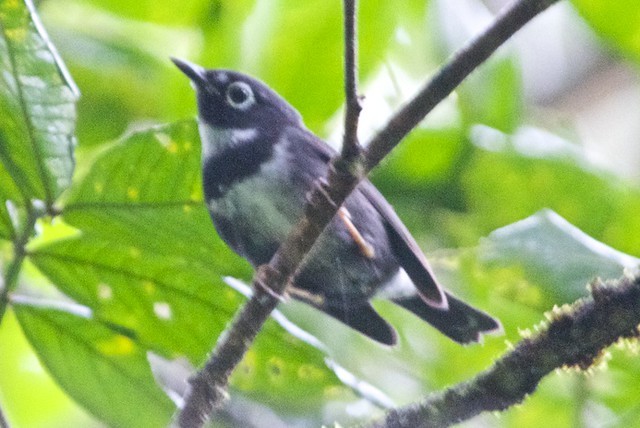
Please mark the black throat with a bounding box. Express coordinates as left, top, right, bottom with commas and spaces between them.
202, 128, 278, 200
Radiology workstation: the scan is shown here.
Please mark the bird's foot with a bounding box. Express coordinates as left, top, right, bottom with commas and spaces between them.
287, 287, 325, 307
255, 265, 287, 303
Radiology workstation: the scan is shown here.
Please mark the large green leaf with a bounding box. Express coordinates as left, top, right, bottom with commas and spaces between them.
29, 121, 363, 414
479, 209, 640, 303
0, 0, 78, 209
571, 0, 640, 64
0, 179, 18, 240
12, 297, 174, 427
0, 309, 100, 427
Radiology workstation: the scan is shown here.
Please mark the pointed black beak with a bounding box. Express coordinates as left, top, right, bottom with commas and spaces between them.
171, 57, 207, 87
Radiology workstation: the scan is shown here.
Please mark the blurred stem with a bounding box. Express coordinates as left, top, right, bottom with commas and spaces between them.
0, 204, 38, 325
0, 403, 9, 428
573, 374, 588, 428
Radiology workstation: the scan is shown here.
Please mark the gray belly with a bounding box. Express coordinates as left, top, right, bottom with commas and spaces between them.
207, 165, 399, 304
207, 169, 302, 266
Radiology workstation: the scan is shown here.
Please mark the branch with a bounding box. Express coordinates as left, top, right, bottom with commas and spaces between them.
341, 0, 362, 161
367, 274, 640, 428
176, 0, 560, 425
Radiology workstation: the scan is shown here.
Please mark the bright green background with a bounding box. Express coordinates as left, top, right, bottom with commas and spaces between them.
1, 0, 640, 426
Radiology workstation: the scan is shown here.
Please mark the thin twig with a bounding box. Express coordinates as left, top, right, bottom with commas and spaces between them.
366, 274, 640, 428
0, 204, 39, 325
176, 0, 560, 425
341, 0, 362, 162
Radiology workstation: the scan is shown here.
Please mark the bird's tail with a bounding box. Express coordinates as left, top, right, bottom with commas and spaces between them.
392, 292, 502, 344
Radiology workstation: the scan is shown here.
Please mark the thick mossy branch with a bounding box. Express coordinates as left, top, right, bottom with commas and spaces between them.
368, 274, 640, 428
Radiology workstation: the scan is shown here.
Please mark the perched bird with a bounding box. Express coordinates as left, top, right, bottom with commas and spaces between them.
173, 58, 501, 345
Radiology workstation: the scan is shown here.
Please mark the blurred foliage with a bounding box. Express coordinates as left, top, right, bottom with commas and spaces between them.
571, 0, 640, 64
1, 0, 640, 427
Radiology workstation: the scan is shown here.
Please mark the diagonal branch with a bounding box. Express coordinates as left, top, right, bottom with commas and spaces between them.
367, 274, 640, 428
176, 0, 561, 426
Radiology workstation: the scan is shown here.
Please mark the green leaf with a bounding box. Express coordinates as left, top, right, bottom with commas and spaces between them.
571, 0, 640, 64
0, 178, 19, 239
0, 0, 78, 208
458, 55, 523, 133
480, 209, 640, 303
200, 1, 260, 68
29, 121, 360, 412
12, 297, 174, 427
374, 127, 466, 192
0, 308, 100, 426
460, 125, 640, 252
29, 120, 247, 361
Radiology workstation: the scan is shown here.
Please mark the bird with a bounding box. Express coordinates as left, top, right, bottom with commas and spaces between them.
172, 57, 501, 346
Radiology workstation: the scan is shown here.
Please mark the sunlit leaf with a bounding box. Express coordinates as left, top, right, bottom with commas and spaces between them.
480, 209, 640, 302
0, 0, 78, 208
13, 297, 174, 428
571, 0, 640, 64
0, 309, 99, 426
200, 0, 258, 68
0, 183, 18, 240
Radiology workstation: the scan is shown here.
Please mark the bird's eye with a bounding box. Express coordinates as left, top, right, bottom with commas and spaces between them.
225, 81, 255, 110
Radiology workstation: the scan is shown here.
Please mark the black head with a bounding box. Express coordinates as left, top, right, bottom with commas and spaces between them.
172, 57, 302, 131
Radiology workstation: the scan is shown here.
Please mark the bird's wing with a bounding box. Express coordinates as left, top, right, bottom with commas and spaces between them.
358, 181, 448, 309
320, 302, 397, 345
287, 126, 447, 308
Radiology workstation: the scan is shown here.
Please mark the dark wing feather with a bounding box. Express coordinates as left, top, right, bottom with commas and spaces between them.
358, 181, 448, 309
393, 293, 502, 344
286, 127, 501, 343
320, 303, 397, 345
289, 126, 447, 308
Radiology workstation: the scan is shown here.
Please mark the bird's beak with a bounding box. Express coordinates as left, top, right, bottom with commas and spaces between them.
171, 57, 207, 88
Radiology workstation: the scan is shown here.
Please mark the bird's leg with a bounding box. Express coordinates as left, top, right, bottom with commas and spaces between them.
338, 207, 375, 259
287, 286, 325, 306
255, 265, 325, 306
255, 265, 287, 302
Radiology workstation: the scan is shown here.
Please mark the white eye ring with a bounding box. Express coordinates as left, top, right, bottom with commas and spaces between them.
225, 81, 255, 110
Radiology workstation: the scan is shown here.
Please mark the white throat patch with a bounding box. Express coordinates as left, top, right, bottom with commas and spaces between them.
198, 123, 258, 162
